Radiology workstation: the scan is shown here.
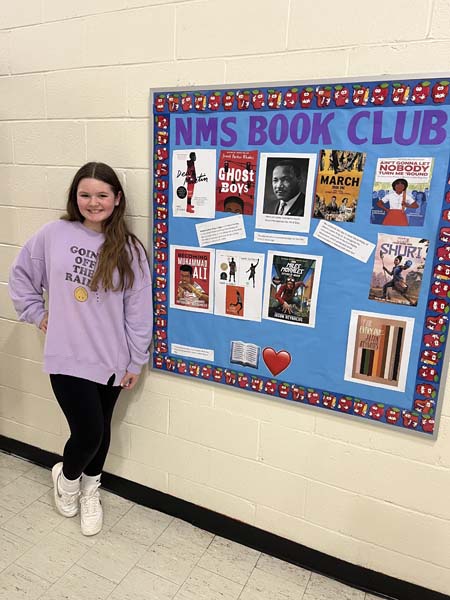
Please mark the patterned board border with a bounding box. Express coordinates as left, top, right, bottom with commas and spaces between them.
151, 78, 450, 436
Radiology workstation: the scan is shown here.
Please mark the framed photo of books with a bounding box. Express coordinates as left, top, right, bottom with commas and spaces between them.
152, 76, 450, 438
345, 311, 414, 392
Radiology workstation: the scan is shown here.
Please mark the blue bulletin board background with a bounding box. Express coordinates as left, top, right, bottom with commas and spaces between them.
152, 77, 450, 438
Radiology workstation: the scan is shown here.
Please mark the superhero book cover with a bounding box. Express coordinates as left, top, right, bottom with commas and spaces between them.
368, 234, 429, 307
262, 251, 322, 327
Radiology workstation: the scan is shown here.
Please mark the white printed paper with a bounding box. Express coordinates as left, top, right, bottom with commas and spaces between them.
171, 344, 214, 362
313, 220, 375, 263
255, 152, 317, 233
214, 250, 265, 321
196, 215, 246, 247
254, 231, 308, 246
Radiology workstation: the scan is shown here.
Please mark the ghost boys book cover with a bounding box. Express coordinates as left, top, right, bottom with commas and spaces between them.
216, 150, 258, 215
345, 310, 414, 391
369, 234, 429, 306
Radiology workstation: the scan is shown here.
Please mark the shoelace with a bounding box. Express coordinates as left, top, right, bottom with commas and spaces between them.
80, 491, 101, 517
57, 480, 79, 507
60, 491, 79, 508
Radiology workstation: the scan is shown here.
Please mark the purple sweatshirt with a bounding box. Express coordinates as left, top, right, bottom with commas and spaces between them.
9, 220, 153, 385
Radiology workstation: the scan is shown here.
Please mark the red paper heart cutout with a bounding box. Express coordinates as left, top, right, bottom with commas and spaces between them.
262, 347, 292, 376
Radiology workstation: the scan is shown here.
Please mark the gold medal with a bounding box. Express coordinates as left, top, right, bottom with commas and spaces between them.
74, 287, 88, 302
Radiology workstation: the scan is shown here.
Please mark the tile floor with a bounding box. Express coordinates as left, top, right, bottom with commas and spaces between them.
0, 451, 384, 600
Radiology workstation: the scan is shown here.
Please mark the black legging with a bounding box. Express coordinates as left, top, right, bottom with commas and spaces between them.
50, 374, 121, 480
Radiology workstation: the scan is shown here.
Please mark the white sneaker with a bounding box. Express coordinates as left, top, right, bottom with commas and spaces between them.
51, 462, 79, 518
80, 488, 103, 536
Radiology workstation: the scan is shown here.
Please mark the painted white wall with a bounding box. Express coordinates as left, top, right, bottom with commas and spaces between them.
1, 0, 450, 593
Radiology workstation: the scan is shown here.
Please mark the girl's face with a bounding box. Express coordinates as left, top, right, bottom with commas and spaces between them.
77, 178, 121, 232
394, 181, 406, 193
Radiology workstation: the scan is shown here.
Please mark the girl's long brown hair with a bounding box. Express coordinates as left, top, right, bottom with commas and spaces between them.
62, 162, 146, 292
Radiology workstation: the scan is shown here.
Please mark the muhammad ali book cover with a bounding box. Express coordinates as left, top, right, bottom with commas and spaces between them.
368, 234, 429, 307
170, 245, 214, 313
312, 148, 366, 223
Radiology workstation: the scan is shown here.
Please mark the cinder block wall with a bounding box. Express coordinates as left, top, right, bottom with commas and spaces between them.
1, 0, 450, 593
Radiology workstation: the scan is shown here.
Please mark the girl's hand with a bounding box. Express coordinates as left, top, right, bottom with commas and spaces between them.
39, 313, 48, 334
120, 372, 139, 390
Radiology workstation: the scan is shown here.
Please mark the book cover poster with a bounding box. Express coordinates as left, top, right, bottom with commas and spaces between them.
262, 251, 322, 327
370, 157, 433, 226
225, 285, 245, 317
345, 310, 414, 392
170, 245, 214, 313
216, 150, 258, 215
172, 149, 216, 219
255, 153, 317, 233
369, 234, 429, 306
214, 250, 264, 321
312, 149, 366, 222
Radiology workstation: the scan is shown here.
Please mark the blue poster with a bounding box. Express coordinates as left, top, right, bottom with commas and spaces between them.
152, 78, 450, 437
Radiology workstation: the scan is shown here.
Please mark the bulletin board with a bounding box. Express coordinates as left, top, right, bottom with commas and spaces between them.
151, 76, 450, 438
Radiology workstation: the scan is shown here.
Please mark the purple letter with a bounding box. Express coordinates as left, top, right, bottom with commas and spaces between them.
248, 116, 268, 145
394, 110, 421, 145
268, 114, 289, 145
420, 110, 447, 145
347, 111, 369, 144
372, 111, 392, 144
220, 117, 238, 147
196, 117, 218, 146
311, 112, 334, 144
290, 113, 311, 145
175, 118, 192, 146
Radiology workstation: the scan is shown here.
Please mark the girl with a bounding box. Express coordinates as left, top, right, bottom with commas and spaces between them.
9, 162, 153, 536
376, 178, 418, 226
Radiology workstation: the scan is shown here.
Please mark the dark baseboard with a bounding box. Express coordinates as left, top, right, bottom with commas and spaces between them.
1, 434, 448, 600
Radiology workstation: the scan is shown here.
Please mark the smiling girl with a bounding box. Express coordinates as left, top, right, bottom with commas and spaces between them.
9, 162, 153, 536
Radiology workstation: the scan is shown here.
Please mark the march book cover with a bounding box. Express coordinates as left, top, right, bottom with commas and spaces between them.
312, 148, 366, 222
